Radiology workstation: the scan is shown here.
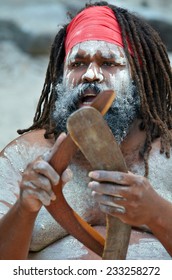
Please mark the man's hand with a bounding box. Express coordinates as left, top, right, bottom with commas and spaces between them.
88, 170, 162, 227
19, 133, 72, 213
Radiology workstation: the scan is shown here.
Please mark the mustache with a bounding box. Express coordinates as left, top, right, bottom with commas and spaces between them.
53, 82, 103, 136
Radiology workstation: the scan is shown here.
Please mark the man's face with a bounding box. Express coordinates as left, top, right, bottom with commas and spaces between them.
53, 41, 140, 143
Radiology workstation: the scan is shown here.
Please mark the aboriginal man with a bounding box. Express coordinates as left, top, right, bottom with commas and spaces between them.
0, 2, 172, 260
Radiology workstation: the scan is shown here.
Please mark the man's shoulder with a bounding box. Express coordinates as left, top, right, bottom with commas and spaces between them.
0, 128, 54, 175
0, 129, 54, 159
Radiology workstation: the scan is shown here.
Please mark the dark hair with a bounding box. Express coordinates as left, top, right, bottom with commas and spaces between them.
18, 1, 172, 176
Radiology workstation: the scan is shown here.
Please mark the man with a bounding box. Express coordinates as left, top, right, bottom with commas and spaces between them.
0, 1, 172, 260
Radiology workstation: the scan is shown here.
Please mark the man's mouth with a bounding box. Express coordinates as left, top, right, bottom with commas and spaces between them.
80, 93, 97, 106
79, 86, 100, 107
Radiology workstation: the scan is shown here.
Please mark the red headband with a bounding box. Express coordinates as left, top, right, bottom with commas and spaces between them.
65, 6, 130, 56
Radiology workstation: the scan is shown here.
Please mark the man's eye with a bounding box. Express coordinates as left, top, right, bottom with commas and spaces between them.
102, 61, 123, 67
71, 62, 85, 67
102, 61, 116, 67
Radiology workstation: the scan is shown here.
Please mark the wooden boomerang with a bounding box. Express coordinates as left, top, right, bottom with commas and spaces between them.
67, 107, 131, 260
46, 90, 115, 257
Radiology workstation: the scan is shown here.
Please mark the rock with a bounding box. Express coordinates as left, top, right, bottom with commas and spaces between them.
0, 41, 48, 150
0, 20, 53, 56
0, 1, 172, 56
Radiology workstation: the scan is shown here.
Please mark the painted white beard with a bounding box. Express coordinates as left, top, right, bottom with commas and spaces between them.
53, 79, 140, 143
104, 84, 140, 143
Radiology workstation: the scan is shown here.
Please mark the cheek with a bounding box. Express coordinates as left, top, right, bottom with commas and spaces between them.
108, 68, 131, 94
63, 68, 84, 89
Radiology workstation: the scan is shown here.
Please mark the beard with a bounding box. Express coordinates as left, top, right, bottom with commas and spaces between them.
52, 80, 140, 144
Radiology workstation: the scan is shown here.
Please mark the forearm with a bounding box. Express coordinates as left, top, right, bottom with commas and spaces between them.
0, 200, 38, 260
147, 197, 172, 257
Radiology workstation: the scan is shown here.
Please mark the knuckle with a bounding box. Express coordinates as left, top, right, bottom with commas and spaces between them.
108, 184, 117, 194
33, 160, 48, 171
132, 187, 143, 200
38, 192, 51, 206
136, 175, 146, 187
40, 176, 51, 189
61, 168, 73, 183
113, 171, 124, 181
42, 149, 52, 161
21, 180, 32, 189
25, 162, 33, 170
52, 173, 60, 185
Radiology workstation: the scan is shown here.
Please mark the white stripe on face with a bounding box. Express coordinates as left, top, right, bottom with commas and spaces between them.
82, 62, 104, 82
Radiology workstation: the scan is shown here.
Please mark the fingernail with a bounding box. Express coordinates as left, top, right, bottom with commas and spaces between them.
65, 168, 73, 181
51, 193, 56, 201
91, 191, 96, 197
88, 181, 93, 188
88, 171, 99, 179
42, 149, 52, 161
58, 132, 67, 140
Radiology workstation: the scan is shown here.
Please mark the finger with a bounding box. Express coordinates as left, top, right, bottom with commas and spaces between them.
99, 203, 126, 216
42, 132, 67, 162
89, 170, 135, 185
30, 175, 56, 199
20, 180, 56, 201
36, 189, 56, 206
61, 168, 73, 184
32, 160, 60, 185
88, 181, 128, 197
24, 188, 56, 206
92, 191, 126, 208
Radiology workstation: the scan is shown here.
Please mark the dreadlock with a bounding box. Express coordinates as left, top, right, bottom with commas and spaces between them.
17, 1, 172, 176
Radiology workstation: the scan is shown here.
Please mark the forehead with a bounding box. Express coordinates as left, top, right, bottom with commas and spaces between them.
66, 41, 127, 63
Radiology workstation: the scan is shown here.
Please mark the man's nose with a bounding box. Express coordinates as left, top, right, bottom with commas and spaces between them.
82, 63, 104, 83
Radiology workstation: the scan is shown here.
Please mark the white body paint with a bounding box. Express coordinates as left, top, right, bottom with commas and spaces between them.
0, 40, 171, 259
0, 138, 172, 260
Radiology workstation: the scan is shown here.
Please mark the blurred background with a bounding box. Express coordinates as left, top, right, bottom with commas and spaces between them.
0, 0, 172, 150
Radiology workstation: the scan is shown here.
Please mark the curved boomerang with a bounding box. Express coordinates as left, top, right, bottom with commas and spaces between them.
46, 90, 115, 257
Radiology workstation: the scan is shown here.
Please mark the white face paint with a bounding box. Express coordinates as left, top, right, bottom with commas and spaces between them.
82, 62, 104, 82
53, 40, 139, 143
63, 40, 132, 98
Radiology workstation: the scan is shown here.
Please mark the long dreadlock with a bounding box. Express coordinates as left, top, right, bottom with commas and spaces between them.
17, 1, 172, 176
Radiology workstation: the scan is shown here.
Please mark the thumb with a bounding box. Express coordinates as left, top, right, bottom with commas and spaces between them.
42, 132, 67, 162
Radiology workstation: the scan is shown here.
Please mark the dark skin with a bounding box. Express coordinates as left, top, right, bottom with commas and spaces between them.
88, 120, 172, 256
0, 41, 172, 259
64, 42, 172, 258
88, 171, 172, 256
0, 133, 71, 259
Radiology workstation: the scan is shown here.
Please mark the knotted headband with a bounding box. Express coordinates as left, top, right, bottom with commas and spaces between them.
65, 6, 132, 56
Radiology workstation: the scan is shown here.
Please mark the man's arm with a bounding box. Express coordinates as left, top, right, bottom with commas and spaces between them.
146, 197, 172, 257
0, 154, 59, 259
0, 200, 38, 259
0, 132, 71, 259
